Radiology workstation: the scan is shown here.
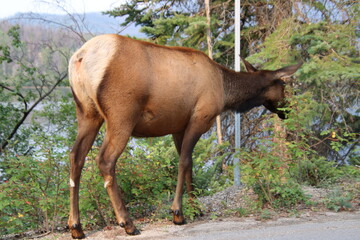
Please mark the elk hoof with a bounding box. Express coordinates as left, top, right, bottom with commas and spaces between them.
127, 228, 141, 235
119, 221, 141, 235
172, 210, 186, 225
69, 223, 85, 239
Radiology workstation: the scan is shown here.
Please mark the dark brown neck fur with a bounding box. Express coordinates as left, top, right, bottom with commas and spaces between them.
221, 67, 270, 113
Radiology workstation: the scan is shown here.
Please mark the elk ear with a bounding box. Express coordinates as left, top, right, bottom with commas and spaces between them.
273, 62, 303, 81
241, 57, 257, 73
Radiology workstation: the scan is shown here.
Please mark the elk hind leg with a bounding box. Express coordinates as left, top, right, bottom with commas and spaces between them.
96, 125, 140, 235
69, 111, 103, 239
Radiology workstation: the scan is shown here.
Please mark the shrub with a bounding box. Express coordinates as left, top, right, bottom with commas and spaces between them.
0, 155, 69, 234
323, 189, 353, 212
240, 142, 307, 208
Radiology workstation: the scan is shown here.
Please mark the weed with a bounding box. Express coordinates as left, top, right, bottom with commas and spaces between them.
323, 189, 353, 212
259, 209, 272, 220
234, 207, 248, 217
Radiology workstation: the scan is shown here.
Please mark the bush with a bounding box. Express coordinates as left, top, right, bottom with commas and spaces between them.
292, 156, 343, 186
240, 141, 307, 208
323, 189, 353, 212
0, 155, 69, 234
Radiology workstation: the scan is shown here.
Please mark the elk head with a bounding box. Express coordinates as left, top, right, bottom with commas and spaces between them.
242, 58, 302, 119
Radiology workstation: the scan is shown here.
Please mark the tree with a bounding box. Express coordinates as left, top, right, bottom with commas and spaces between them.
247, 9, 359, 164
105, 0, 235, 63
0, 25, 68, 154
205, 0, 223, 145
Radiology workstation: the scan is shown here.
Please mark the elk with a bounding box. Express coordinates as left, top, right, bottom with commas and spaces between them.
68, 34, 302, 238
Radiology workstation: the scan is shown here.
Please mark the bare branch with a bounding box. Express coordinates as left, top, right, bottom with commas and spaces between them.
0, 73, 67, 153
0, 83, 28, 110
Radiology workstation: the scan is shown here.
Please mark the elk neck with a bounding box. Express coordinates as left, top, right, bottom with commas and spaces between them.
221, 67, 271, 113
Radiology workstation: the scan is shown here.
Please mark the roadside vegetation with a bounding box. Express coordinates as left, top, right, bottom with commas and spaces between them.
0, 0, 359, 237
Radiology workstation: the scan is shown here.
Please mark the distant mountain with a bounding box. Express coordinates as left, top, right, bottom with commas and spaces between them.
1, 12, 145, 37
0, 12, 146, 81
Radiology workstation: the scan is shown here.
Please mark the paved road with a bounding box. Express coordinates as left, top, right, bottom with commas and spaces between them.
131, 211, 360, 240
169, 216, 360, 240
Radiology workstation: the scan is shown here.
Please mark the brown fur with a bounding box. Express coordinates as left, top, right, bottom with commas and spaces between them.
68, 34, 302, 238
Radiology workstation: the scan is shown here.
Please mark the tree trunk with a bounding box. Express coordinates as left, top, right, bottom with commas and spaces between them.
205, 0, 223, 145
273, 117, 289, 183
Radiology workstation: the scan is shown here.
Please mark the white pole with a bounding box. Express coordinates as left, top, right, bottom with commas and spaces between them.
235, 0, 241, 73
234, 0, 241, 187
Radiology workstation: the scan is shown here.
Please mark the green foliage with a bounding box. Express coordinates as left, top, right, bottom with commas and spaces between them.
259, 209, 272, 220
116, 136, 178, 218
240, 138, 307, 208
323, 189, 353, 212
182, 197, 203, 221
0, 151, 70, 234
239, 91, 352, 207
234, 207, 249, 217
239, 86, 359, 208
0, 25, 21, 63
239, 117, 305, 207
0, 96, 76, 235
249, 17, 359, 165
291, 22, 359, 87
192, 135, 232, 194
7, 25, 21, 48
293, 156, 341, 186
140, 14, 211, 49
282, 93, 344, 186
0, 25, 68, 156
115, 134, 228, 220
104, 0, 234, 66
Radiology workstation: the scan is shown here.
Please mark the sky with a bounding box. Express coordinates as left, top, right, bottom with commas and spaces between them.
0, 0, 127, 19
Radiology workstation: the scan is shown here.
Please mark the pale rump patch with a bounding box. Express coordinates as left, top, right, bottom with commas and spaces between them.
69, 34, 119, 110
70, 178, 75, 188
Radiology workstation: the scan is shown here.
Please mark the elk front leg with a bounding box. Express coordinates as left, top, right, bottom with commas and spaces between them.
171, 129, 201, 224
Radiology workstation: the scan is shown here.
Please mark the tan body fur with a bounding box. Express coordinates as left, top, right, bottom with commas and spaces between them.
68, 34, 302, 238
70, 35, 223, 136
